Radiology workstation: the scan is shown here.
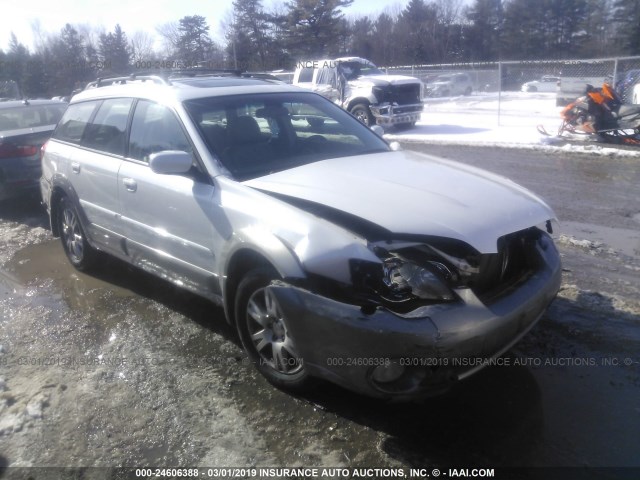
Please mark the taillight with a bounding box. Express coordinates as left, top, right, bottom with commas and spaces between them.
0, 143, 39, 159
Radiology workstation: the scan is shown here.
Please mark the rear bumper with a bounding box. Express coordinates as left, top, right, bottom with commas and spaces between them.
271, 234, 562, 400
0, 158, 41, 201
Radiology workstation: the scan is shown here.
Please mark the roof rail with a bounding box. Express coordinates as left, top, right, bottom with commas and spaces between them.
85, 74, 168, 89
84, 68, 282, 91
166, 68, 242, 78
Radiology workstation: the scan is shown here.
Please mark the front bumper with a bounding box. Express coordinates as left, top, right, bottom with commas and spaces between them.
370, 103, 423, 126
270, 235, 562, 399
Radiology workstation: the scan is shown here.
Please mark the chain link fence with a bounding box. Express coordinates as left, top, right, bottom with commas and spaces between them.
386, 56, 640, 105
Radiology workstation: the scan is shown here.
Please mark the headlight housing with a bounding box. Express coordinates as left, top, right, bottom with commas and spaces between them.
349, 245, 461, 310
382, 256, 455, 301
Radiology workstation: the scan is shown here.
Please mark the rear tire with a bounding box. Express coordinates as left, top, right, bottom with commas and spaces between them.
58, 196, 97, 271
235, 267, 312, 391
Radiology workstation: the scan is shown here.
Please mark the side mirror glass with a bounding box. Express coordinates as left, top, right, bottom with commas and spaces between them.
149, 150, 193, 174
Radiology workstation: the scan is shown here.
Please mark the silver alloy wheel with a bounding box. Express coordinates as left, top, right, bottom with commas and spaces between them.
61, 205, 84, 263
245, 286, 303, 375
350, 104, 372, 126
353, 109, 369, 125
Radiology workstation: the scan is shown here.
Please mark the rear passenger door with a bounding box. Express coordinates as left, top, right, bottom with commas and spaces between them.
118, 100, 220, 296
54, 98, 132, 252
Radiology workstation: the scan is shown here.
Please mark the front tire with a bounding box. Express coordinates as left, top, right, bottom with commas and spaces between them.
58, 196, 97, 271
235, 268, 311, 390
350, 103, 375, 126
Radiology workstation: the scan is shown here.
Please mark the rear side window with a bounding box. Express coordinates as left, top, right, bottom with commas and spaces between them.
53, 101, 99, 144
128, 100, 192, 162
298, 67, 313, 83
82, 98, 133, 155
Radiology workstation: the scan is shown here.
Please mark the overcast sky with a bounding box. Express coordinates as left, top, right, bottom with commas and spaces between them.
1, 0, 414, 53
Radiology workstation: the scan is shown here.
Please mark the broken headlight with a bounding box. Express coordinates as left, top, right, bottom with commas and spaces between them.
350, 251, 458, 308
381, 256, 455, 302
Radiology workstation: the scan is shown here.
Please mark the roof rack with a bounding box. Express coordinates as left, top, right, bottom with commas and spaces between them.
84, 68, 283, 91
85, 74, 168, 89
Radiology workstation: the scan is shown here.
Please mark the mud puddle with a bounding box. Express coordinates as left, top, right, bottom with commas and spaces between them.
0, 238, 638, 470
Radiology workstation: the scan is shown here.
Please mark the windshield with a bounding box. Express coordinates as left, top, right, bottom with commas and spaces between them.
184, 92, 389, 181
337, 61, 383, 80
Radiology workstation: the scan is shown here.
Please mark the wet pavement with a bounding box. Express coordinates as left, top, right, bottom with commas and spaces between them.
0, 146, 639, 474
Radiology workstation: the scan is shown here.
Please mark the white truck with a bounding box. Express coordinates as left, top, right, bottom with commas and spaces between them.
556, 61, 612, 106
292, 57, 423, 128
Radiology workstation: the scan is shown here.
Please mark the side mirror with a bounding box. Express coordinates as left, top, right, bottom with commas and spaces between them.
149, 150, 193, 174
370, 125, 384, 136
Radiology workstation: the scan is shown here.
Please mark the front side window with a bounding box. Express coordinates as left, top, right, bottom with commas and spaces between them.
53, 101, 99, 144
128, 100, 192, 162
184, 92, 389, 181
82, 98, 133, 155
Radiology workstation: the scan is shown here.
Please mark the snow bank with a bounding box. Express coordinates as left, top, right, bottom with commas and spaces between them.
386, 91, 640, 158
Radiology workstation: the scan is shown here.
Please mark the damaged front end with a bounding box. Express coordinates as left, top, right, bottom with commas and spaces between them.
272, 226, 561, 399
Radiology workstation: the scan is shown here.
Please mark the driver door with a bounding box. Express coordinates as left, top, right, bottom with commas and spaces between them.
118, 99, 222, 297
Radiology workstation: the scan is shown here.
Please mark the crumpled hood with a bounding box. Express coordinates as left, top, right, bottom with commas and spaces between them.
244, 150, 556, 254
351, 74, 421, 87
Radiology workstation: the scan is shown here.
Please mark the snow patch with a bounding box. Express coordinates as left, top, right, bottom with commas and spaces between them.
387, 92, 640, 158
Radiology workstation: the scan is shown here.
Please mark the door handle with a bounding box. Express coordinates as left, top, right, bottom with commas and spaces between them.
71, 162, 81, 174
122, 178, 137, 192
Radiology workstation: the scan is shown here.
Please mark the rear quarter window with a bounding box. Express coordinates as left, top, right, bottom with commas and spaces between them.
53, 101, 99, 144
81, 98, 133, 155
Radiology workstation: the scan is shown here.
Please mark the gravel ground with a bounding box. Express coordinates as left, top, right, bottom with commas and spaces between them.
0, 145, 639, 474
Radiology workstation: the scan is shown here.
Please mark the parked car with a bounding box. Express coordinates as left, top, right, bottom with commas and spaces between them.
425, 73, 473, 97
521, 76, 559, 93
0, 99, 67, 201
556, 61, 611, 106
292, 57, 423, 128
615, 69, 640, 103
41, 72, 561, 399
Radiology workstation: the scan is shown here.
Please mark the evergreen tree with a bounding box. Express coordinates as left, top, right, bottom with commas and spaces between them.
227, 0, 270, 70
577, 0, 613, 57
464, 0, 503, 61
285, 0, 353, 57
395, 0, 439, 64
176, 15, 215, 65
371, 13, 397, 66
350, 17, 375, 60
47, 24, 88, 94
612, 0, 640, 54
99, 24, 131, 74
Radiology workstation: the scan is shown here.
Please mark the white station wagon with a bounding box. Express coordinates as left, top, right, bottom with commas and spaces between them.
41, 72, 561, 399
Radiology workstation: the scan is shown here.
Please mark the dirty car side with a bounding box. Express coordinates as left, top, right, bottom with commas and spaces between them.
40, 77, 561, 399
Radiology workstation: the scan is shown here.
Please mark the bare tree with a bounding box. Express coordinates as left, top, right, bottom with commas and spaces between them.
156, 21, 181, 57
130, 31, 155, 63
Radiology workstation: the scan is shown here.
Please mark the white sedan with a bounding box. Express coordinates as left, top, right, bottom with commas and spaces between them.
521, 76, 559, 93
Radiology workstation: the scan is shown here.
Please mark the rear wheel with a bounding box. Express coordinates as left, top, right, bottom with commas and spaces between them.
58, 196, 97, 271
235, 268, 312, 390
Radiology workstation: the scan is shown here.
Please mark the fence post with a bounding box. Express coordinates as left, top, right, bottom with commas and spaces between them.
613, 58, 618, 88
498, 61, 502, 126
